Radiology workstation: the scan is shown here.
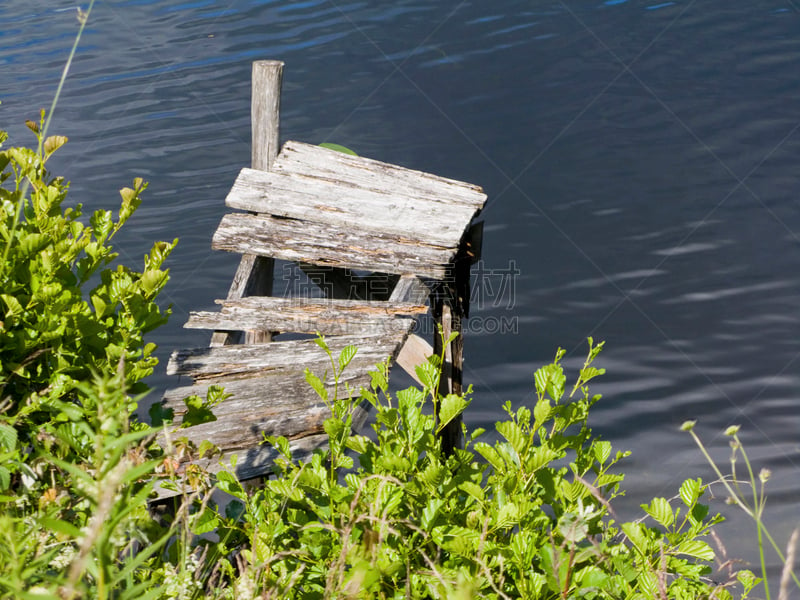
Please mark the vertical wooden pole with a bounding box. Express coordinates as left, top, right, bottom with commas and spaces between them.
211, 60, 284, 347
433, 284, 461, 456
251, 60, 284, 172
433, 239, 472, 456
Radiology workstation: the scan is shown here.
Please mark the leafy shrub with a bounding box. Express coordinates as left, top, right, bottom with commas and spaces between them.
0, 118, 179, 598
0, 114, 175, 483
199, 337, 746, 599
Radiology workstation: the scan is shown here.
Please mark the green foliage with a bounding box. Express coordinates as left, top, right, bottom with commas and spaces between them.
0, 119, 182, 598
0, 372, 175, 600
685, 422, 800, 600
0, 114, 176, 473
194, 337, 743, 599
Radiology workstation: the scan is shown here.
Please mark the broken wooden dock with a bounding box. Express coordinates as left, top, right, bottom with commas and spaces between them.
159, 60, 487, 491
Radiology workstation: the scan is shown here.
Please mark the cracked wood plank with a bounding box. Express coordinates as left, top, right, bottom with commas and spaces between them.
168, 333, 401, 382
273, 141, 487, 210
184, 296, 425, 337
152, 432, 329, 499
212, 212, 457, 279
225, 168, 479, 248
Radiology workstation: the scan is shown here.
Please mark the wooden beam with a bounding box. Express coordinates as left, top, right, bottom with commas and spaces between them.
211, 60, 284, 346
213, 212, 456, 279
186, 297, 425, 337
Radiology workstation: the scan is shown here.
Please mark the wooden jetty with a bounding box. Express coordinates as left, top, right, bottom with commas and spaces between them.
158, 61, 487, 493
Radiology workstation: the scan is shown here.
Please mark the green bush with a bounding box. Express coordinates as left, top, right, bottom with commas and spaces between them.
199, 337, 746, 599
0, 114, 175, 474
0, 118, 178, 598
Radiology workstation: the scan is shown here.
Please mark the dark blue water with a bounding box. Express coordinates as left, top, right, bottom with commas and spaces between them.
3, 0, 800, 586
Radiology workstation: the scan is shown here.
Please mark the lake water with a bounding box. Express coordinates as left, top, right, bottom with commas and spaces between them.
2, 0, 799, 587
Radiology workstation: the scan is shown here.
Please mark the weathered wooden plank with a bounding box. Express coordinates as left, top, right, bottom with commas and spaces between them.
389, 274, 432, 304
389, 275, 433, 384
273, 141, 487, 210
162, 367, 372, 416
165, 403, 330, 451
152, 432, 329, 499
184, 296, 425, 337
167, 334, 402, 381
212, 212, 455, 279
395, 334, 435, 387
251, 61, 283, 172
225, 169, 479, 248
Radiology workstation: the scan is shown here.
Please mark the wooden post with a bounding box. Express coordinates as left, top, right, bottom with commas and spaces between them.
211, 60, 284, 347
432, 231, 474, 456
251, 60, 284, 172
433, 286, 460, 456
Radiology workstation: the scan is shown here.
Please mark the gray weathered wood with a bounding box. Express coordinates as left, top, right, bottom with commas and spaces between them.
273, 141, 486, 209
389, 275, 433, 384
152, 432, 329, 499
162, 365, 372, 416
395, 334, 433, 386
225, 168, 480, 248
213, 212, 456, 279
185, 296, 425, 337
252, 61, 283, 172
164, 403, 330, 452
210, 254, 275, 346
168, 334, 402, 382
389, 274, 432, 304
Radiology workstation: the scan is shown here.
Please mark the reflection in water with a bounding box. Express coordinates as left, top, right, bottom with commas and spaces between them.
2, 0, 799, 579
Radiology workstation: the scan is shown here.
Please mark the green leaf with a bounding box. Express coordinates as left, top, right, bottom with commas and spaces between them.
305, 368, 328, 402
494, 502, 520, 529
474, 442, 505, 472
0, 424, 17, 451
118, 180, 145, 227
643, 497, 674, 528
637, 572, 658, 598
676, 540, 714, 561
215, 470, 246, 500
39, 517, 82, 538
43, 135, 68, 157
319, 143, 358, 156
431, 525, 480, 557
0, 466, 10, 490
458, 481, 484, 503
579, 366, 605, 384
496, 420, 525, 456
679, 478, 702, 507
139, 269, 167, 296
527, 446, 561, 472
594, 440, 612, 464
1, 294, 24, 318
345, 435, 370, 455
533, 397, 552, 425
192, 507, 220, 535
534, 362, 566, 402
621, 522, 648, 556
415, 361, 439, 391
437, 394, 469, 432
338, 344, 357, 372
737, 569, 761, 595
